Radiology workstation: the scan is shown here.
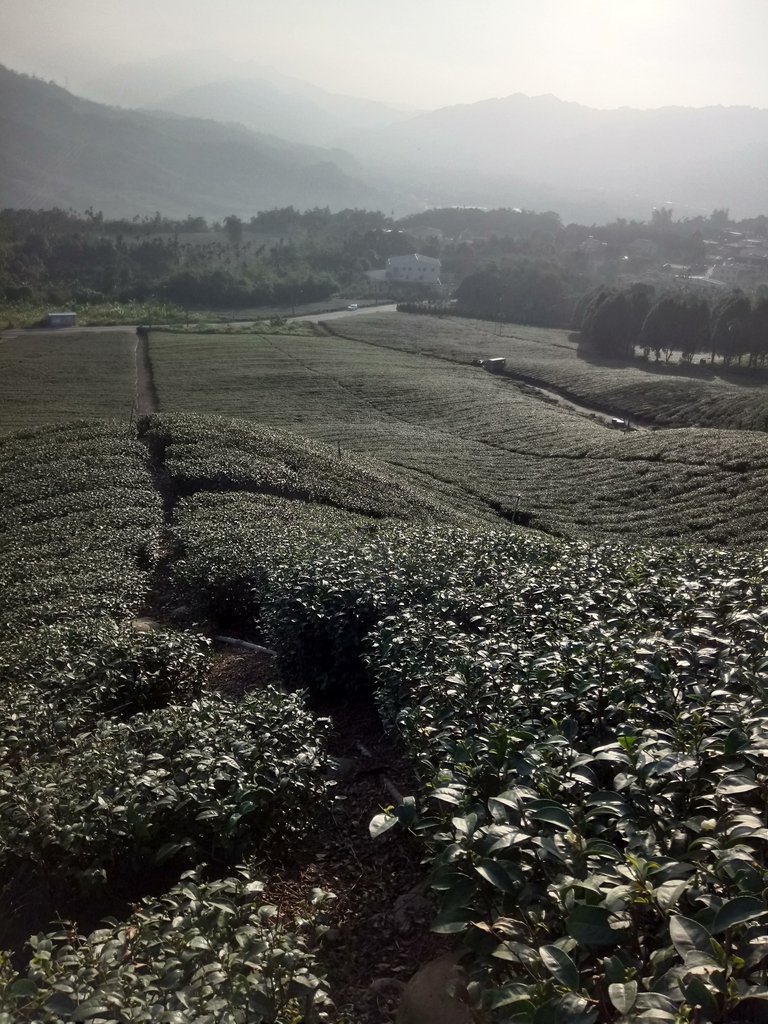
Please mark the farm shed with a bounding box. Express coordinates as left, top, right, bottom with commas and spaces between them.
47, 311, 77, 328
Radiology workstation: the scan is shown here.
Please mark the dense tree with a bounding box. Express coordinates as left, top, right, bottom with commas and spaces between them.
455, 258, 572, 327
711, 292, 751, 364
749, 297, 768, 366
640, 293, 710, 362
625, 283, 656, 352
223, 215, 244, 247
586, 290, 633, 359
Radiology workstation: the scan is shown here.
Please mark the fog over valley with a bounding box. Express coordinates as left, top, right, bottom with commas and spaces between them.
3, 0, 768, 220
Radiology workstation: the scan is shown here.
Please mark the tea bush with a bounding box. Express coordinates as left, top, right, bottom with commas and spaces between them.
364, 538, 768, 1021
259, 525, 553, 693
0, 687, 330, 888
170, 491, 383, 628
0, 869, 333, 1023
0, 421, 161, 632
0, 620, 211, 761
139, 412, 445, 520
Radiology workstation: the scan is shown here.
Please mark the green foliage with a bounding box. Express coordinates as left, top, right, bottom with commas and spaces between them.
140, 412, 442, 521
0, 869, 333, 1023
711, 292, 752, 365
362, 535, 768, 1021
640, 292, 710, 362
0, 621, 211, 757
581, 288, 644, 358
0, 300, 193, 331
455, 258, 575, 328
156, 481, 768, 1018
171, 490, 388, 629
0, 687, 329, 886
0, 334, 139, 434
0, 422, 161, 627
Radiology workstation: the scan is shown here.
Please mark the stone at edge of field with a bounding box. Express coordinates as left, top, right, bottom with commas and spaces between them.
396, 953, 483, 1024
131, 617, 163, 633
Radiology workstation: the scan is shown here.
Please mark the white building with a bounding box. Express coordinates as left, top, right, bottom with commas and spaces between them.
379, 253, 442, 285
365, 253, 442, 292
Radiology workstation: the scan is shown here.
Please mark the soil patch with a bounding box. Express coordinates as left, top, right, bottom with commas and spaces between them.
259, 697, 448, 1023
207, 648, 281, 697
206, 647, 448, 1021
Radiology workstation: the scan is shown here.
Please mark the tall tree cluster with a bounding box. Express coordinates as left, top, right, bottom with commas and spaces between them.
577, 286, 768, 367
454, 258, 580, 327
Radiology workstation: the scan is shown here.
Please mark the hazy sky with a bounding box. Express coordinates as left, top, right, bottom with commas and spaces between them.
2, 0, 768, 110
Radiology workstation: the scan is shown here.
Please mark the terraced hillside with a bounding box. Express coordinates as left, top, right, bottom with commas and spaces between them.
3, 415, 768, 1023
149, 329, 768, 544
340, 312, 768, 432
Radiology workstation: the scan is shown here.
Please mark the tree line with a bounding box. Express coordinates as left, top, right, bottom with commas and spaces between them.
575, 286, 768, 367
3, 203, 768, 322
0, 207, 420, 311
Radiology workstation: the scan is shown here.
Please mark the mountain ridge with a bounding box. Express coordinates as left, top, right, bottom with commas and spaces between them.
0, 66, 384, 218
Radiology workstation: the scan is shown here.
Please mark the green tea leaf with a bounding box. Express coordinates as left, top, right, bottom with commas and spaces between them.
567, 905, 621, 947
669, 915, 711, 959
711, 897, 766, 935
609, 981, 638, 1015
539, 945, 579, 990
369, 812, 398, 838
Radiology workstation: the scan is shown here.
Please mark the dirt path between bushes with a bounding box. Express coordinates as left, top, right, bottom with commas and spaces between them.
134, 329, 159, 416
130, 413, 445, 1024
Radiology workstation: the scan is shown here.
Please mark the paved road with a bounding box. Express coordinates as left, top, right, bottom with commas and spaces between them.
292, 303, 397, 322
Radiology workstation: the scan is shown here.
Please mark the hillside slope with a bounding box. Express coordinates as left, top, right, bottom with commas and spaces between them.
0, 66, 383, 218
3, 416, 768, 1023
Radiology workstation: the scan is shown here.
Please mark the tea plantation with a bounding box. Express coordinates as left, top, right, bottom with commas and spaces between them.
1, 351, 768, 1020
341, 312, 768, 433
148, 329, 768, 545
0, 332, 137, 433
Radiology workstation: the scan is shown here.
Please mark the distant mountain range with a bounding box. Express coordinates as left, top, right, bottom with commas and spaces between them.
350, 93, 768, 221
0, 66, 383, 218
3, 62, 768, 222
81, 54, 418, 146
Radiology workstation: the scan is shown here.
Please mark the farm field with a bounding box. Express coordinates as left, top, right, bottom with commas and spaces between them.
0, 330, 136, 432
3, 416, 768, 1022
340, 312, 768, 432
4, 317, 768, 1021
149, 329, 768, 544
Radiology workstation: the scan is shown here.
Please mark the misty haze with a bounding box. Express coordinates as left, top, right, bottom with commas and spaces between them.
3, 3, 768, 1023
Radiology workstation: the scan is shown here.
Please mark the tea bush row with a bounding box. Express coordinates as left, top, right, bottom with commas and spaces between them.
0, 422, 161, 632
139, 412, 447, 521
0, 869, 333, 1024
172, 499, 543, 692
0, 421, 335, 998
171, 499, 768, 1018
362, 539, 768, 1022
0, 687, 329, 892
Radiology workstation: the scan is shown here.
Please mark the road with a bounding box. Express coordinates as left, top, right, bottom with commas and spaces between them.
511, 379, 649, 432
0, 303, 397, 340
292, 303, 397, 322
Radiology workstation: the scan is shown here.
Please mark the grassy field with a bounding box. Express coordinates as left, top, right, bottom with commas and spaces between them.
149, 329, 768, 544
339, 312, 768, 432
0, 330, 136, 432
